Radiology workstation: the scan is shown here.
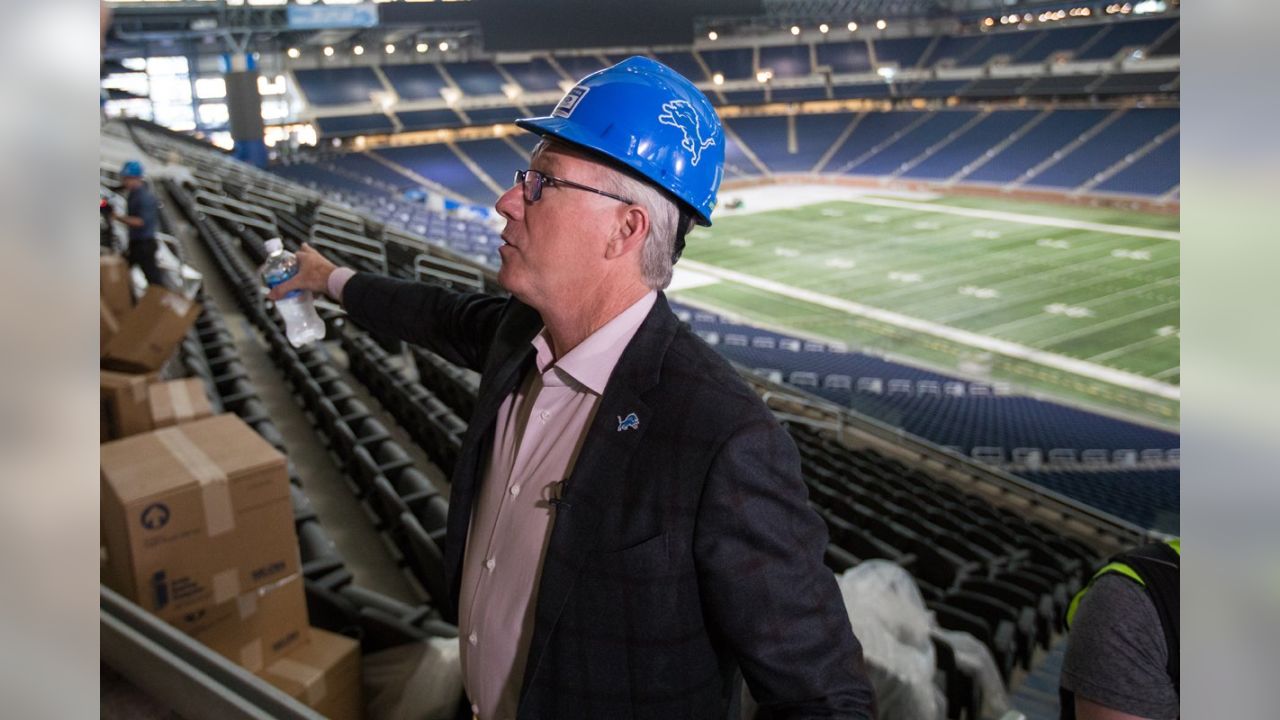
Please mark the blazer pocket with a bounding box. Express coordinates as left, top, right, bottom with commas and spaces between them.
592, 533, 671, 581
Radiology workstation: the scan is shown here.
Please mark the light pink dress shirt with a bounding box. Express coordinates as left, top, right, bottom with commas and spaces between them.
330, 269, 656, 719
458, 290, 656, 720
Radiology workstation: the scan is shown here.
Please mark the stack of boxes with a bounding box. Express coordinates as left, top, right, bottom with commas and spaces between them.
100, 254, 362, 718
100, 258, 212, 441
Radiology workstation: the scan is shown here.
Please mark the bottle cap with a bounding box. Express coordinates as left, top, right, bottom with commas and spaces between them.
264, 238, 283, 253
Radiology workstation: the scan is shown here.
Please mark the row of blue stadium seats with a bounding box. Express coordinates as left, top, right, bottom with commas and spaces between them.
278, 106, 1177, 200
292, 17, 1176, 107
298, 73, 1175, 150
674, 302, 1179, 457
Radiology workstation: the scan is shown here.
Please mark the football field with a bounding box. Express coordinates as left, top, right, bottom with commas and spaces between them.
672, 190, 1181, 426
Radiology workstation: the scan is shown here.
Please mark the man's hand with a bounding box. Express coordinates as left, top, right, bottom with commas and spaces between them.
267, 242, 340, 301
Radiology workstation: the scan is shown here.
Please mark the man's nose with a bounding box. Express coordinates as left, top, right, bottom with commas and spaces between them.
495, 183, 524, 221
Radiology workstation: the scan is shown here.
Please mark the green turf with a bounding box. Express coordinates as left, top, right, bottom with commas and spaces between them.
675, 196, 1180, 425
919, 195, 1181, 232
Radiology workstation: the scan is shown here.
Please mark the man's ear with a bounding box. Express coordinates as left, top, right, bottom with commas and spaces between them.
605, 204, 650, 260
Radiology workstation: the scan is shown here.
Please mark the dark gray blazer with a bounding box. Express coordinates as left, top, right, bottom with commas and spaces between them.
343, 273, 875, 719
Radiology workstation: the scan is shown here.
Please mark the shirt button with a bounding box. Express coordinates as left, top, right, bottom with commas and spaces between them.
485, 558, 496, 571
468, 632, 478, 646
539, 410, 551, 421
510, 485, 521, 496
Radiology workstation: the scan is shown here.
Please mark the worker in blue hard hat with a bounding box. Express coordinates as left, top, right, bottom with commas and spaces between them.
116, 160, 167, 288
269, 56, 874, 720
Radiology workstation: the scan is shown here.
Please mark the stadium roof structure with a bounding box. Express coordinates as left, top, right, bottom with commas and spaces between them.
103, 0, 1115, 61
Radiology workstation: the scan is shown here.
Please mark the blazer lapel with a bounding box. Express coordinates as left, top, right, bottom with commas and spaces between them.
518, 293, 679, 701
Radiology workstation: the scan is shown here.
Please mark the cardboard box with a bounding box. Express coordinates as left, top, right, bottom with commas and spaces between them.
176, 573, 310, 673
148, 378, 215, 429
100, 414, 300, 623
259, 627, 362, 720
101, 302, 120, 353
101, 254, 133, 319
102, 286, 201, 373
101, 369, 160, 440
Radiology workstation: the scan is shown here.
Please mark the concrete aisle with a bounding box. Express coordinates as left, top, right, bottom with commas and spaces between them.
170, 200, 427, 604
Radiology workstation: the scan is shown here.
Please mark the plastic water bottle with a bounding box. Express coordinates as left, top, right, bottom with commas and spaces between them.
261, 238, 325, 347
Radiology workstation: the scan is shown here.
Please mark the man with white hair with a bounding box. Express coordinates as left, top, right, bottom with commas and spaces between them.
271, 56, 873, 720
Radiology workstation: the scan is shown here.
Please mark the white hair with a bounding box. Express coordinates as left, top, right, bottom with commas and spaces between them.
595, 168, 684, 290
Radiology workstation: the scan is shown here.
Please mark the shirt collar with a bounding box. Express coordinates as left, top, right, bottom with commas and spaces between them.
530, 291, 658, 394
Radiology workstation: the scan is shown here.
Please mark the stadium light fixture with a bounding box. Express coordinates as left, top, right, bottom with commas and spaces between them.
416, 42, 428, 53
790, 25, 800, 35
385, 43, 396, 54
323, 46, 334, 57
819, 23, 829, 33
439, 41, 450, 51
876, 19, 887, 30
847, 21, 858, 31
353, 44, 364, 55
983, 17, 994, 26
286, 47, 300, 59
708, 30, 718, 41
755, 70, 772, 83
713, 72, 724, 85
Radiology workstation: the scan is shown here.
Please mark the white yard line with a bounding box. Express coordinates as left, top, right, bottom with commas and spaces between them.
1152, 365, 1181, 380
973, 277, 1179, 337
1086, 332, 1178, 364
1022, 300, 1180, 348
935, 272, 1178, 326
845, 196, 1181, 241
679, 259, 1180, 401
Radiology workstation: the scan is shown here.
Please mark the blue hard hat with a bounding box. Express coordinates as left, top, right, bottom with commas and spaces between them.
120, 160, 144, 178
516, 56, 724, 226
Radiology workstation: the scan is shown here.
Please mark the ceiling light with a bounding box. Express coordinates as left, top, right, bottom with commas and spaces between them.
819, 23, 829, 33
713, 72, 724, 85
790, 26, 800, 35
385, 44, 396, 54
323, 46, 334, 57
416, 42, 428, 53
708, 30, 718, 41
353, 45, 364, 56
438, 41, 449, 51
876, 19, 887, 29
847, 21, 858, 31
286, 47, 300, 59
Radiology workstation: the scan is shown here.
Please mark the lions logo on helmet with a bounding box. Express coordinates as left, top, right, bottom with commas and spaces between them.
658, 100, 716, 167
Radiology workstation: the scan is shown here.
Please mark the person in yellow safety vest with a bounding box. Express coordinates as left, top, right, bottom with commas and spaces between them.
1059, 538, 1179, 720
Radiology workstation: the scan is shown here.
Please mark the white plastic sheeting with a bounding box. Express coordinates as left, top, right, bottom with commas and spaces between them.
836, 560, 946, 720
364, 635, 464, 720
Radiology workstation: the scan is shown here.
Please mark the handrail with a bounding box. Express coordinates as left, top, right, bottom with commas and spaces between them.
415, 253, 486, 292
101, 585, 325, 720
194, 189, 280, 233
311, 223, 388, 275
194, 205, 280, 238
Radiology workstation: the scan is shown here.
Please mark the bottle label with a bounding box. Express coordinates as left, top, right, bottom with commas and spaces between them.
264, 265, 301, 299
